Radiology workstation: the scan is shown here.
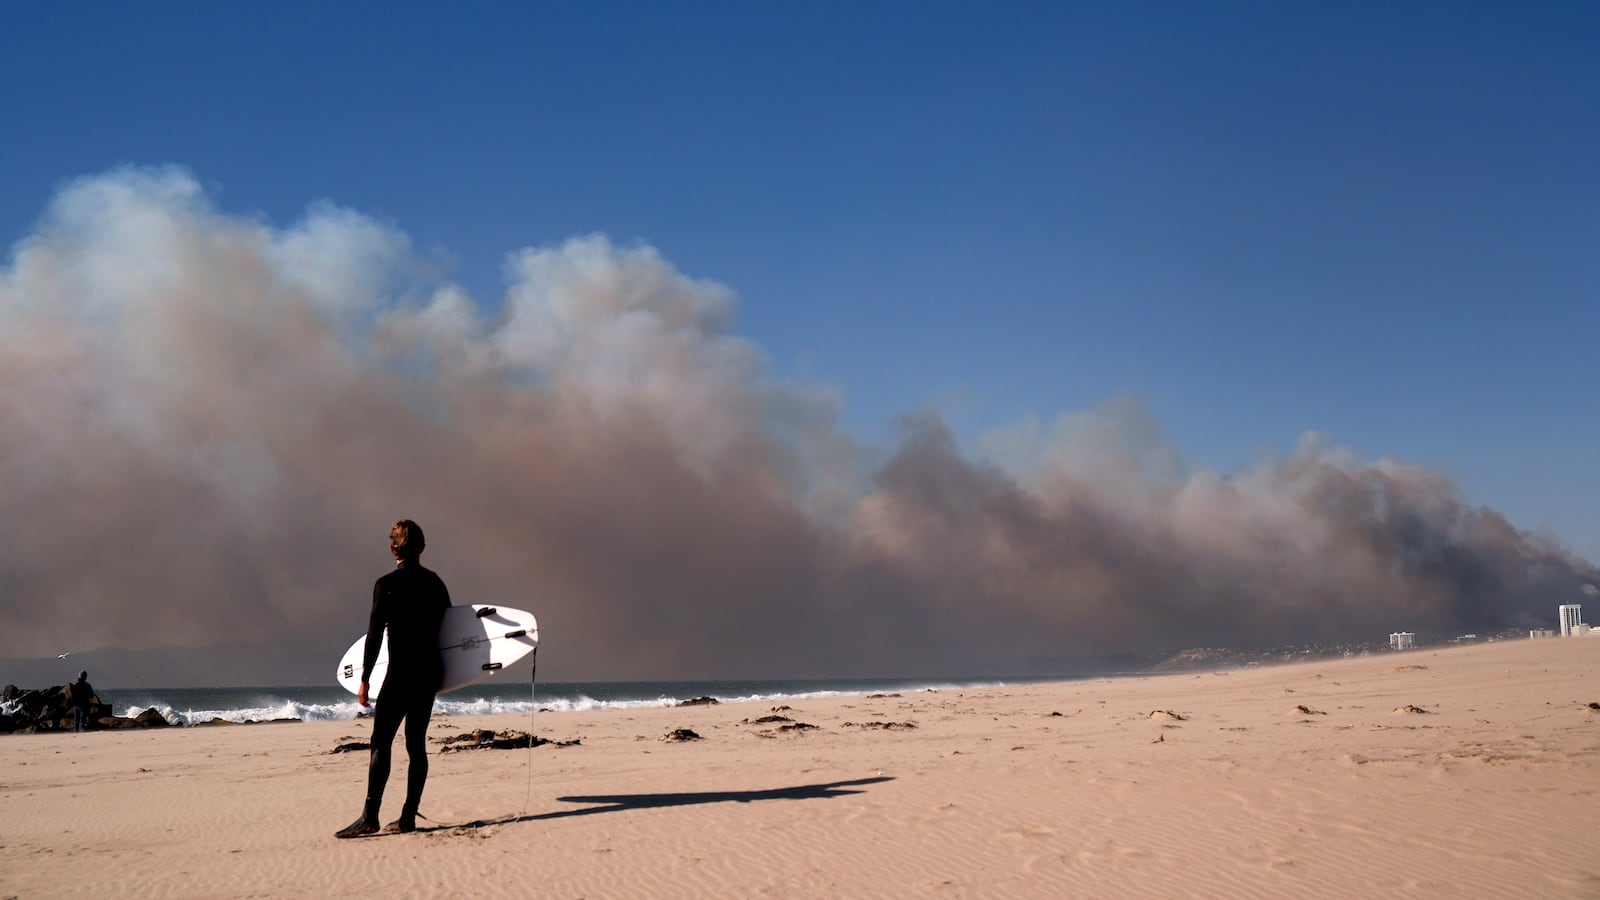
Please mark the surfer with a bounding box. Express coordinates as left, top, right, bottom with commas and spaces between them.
337, 519, 451, 839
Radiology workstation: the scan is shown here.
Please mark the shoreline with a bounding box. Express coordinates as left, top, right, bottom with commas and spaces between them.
5, 671, 1128, 730
5, 647, 1497, 730
3, 637, 1596, 898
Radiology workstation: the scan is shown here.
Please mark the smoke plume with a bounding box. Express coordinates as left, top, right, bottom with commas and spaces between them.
1, 168, 1592, 682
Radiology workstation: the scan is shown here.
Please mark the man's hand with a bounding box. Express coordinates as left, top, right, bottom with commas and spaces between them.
358, 682, 370, 708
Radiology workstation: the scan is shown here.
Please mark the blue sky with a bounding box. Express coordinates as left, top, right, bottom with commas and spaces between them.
3, 2, 1596, 560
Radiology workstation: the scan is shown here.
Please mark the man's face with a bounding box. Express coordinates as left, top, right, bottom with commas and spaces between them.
389, 527, 404, 559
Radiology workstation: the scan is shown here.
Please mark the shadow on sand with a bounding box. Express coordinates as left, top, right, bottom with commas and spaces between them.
407, 776, 894, 834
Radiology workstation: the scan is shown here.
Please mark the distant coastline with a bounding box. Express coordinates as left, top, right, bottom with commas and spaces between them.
6, 630, 1540, 730
4, 674, 1095, 729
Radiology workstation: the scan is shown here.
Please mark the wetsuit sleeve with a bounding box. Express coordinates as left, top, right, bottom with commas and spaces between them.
361, 578, 388, 683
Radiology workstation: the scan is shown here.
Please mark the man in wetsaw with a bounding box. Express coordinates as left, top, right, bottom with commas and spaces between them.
336, 519, 451, 839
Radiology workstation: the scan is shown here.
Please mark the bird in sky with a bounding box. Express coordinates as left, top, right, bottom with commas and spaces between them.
57, 651, 70, 660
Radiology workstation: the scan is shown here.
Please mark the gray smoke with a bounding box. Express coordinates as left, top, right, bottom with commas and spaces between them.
1, 168, 1592, 682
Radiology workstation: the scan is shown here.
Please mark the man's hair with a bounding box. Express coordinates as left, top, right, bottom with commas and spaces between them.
390, 519, 426, 559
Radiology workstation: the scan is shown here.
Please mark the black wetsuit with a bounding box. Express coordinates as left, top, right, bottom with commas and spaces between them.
361, 559, 450, 820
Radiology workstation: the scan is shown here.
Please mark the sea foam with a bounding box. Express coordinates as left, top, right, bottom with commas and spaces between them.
100, 676, 1038, 725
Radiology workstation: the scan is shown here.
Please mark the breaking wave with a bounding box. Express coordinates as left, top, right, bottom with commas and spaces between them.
101, 676, 1058, 725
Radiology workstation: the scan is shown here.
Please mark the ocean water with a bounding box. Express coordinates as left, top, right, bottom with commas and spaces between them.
92, 675, 1091, 727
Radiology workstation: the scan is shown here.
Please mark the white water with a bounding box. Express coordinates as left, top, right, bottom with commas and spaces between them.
94, 675, 1076, 726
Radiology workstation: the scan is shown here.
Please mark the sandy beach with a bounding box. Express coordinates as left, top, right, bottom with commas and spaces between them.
3, 637, 1596, 899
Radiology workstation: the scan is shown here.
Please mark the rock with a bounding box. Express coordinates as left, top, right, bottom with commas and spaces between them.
677, 696, 719, 707
0, 681, 111, 732
661, 728, 702, 741
134, 708, 173, 728
12, 688, 55, 718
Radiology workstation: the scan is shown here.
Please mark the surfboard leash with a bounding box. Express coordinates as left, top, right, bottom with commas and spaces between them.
522, 646, 538, 816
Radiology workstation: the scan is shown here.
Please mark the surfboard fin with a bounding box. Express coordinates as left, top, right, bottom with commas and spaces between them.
475, 607, 498, 618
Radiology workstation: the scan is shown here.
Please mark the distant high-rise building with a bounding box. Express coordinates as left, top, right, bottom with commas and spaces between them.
1389, 632, 1416, 650
1559, 604, 1583, 638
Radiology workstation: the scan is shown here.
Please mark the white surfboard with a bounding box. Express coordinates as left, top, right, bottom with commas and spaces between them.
335, 604, 539, 698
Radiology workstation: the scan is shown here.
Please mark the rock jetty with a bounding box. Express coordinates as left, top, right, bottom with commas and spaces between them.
0, 680, 172, 733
